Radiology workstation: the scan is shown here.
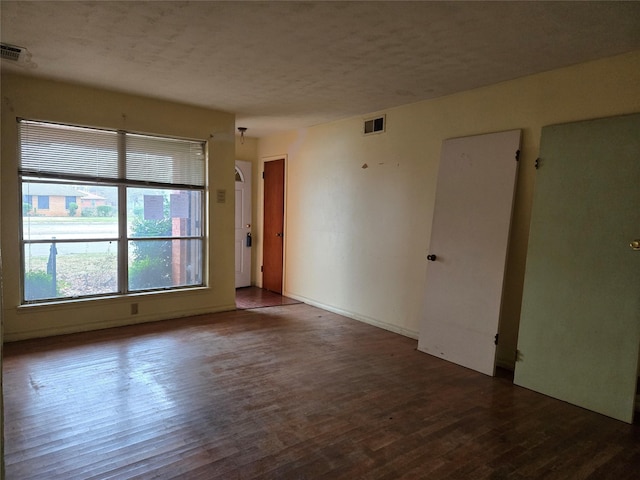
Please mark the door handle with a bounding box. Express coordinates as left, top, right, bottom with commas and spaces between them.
246, 232, 252, 247
427, 254, 437, 261
276, 232, 283, 238
631, 239, 640, 251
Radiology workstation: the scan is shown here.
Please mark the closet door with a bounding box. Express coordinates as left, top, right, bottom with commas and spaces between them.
418, 130, 521, 376
515, 114, 640, 423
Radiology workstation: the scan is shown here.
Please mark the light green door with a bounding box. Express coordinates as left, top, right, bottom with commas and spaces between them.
514, 114, 640, 423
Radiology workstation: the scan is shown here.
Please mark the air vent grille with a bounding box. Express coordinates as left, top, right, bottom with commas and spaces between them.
1, 43, 22, 61
364, 115, 385, 135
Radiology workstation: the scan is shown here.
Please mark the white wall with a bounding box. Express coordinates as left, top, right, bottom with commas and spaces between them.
257, 51, 640, 369
1, 74, 237, 341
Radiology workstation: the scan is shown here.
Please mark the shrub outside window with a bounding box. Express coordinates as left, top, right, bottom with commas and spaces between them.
19, 119, 206, 303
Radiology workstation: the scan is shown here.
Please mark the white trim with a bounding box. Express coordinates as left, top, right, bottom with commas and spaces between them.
6, 302, 237, 342
284, 291, 419, 340
234, 165, 245, 183
496, 356, 516, 372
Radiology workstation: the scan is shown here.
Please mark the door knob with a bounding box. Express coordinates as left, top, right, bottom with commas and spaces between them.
276, 232, 283, 237
631, 239, 640, 251
427, 254, 437, 261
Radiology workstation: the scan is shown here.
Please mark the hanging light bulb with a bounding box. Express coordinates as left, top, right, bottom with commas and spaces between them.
237, 127, 247, 145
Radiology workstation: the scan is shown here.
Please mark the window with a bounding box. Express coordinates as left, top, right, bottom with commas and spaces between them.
19, 119, 206, 303
38, 195, 49, 209
22, 194, 33, 214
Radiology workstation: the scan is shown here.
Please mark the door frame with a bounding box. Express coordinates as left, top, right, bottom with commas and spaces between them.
258, 155, 287, 292
234, 160, 252, 288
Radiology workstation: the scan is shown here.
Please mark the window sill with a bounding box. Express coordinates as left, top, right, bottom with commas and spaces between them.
17, 286, 211, 312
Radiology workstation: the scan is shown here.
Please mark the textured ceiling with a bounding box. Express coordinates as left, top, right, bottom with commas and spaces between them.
2, 1, 640, 137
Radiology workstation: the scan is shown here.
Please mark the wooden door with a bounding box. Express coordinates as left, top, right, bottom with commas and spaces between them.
235, 161, 252, 288
418, 130, 521, 376
514, 114, 640, 423
263, 158, 285, 293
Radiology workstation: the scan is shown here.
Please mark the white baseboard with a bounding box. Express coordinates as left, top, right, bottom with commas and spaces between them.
283, 291, 419, 340
495, 357, 516, 372
5, 303, 237, 342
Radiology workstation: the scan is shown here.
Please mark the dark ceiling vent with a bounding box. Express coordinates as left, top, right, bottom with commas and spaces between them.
364, 115, 386, 135
1, 43, 23, 61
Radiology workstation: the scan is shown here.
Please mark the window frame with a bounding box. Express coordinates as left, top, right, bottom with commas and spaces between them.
18, 118, 208, 304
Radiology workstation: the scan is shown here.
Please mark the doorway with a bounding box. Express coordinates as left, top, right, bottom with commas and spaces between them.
234, 160, 252, 288
236, 286, 300, 309
262, 158, 285, 293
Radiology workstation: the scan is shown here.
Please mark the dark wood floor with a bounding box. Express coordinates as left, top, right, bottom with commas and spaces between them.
4, 303, 640, 479
236, 286, 301, 310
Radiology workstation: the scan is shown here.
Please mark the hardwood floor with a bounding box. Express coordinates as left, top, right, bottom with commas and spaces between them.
236, 287, 301, 309
3, 303, 640, 479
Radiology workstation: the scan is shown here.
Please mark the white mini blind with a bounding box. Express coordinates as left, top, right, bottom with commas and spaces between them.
19, 120, 206, 188
19, 120, 119, 180
126, 133, 205, 187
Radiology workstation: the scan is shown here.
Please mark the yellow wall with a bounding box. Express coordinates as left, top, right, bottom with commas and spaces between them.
0, 89, 3, 473
1, 74, 237, 341
235, 136, 258, 164
257, 51, 640, 369
0, 251, 3, 478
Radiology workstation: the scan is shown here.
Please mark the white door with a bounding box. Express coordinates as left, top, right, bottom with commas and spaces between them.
235, 160, 252, 288
418, 130, 521, 376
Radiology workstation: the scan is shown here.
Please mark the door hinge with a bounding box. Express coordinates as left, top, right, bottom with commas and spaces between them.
494, 333, 499, 345
515, 149, 520, 162
535, 157, 541, 169
261, 265, 264, 272
262, 171, 265, 179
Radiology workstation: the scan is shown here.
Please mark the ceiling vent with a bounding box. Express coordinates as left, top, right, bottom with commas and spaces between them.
364, 115, 386, 135
0, 43, 37, 69
1, 43, 23, 61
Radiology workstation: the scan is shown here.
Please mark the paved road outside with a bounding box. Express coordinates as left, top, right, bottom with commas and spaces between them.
23, 217, 118, 256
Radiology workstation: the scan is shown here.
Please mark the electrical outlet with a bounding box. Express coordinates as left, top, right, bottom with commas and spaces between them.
131, 303, 138, 315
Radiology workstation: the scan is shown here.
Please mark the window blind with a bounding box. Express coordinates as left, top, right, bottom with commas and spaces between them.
18, 120, 206, 188
19, 120, 119, 181
126, 133, 205, 187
